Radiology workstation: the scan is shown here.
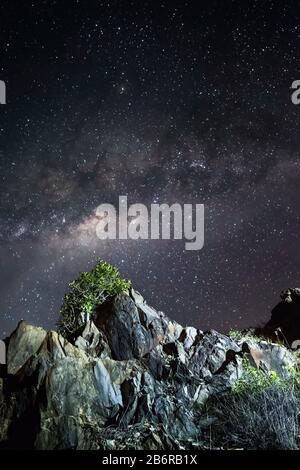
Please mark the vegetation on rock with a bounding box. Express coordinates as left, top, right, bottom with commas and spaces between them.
202, 358, 300, 449
57, 260, 130, 338
1, 274, 300, 450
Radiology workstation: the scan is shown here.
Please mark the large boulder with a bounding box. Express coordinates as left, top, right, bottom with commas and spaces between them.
93, 289, 181, 360
1, 326, 134, 449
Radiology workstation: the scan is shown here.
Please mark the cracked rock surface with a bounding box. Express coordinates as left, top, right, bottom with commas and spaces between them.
0, 289, 296, 449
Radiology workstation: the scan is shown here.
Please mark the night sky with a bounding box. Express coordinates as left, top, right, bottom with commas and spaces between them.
1, 0, 300, 338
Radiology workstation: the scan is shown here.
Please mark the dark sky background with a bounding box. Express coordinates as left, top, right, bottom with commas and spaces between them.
1, 0, 300, 338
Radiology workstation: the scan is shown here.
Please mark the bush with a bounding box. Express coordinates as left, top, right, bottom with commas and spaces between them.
228, 329, 272, 344
58, 260, 131, 338
202, 360, 300, 449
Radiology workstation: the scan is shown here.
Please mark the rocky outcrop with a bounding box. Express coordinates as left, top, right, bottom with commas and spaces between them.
0, 289, 297, 450
6, 320, 47, 375
258, 288, 300, 345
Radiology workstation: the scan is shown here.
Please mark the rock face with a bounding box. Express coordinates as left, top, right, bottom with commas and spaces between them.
258, 288, 300, 345
0, 288, 296, 450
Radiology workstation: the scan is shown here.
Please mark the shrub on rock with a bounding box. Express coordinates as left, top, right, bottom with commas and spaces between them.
58, 260, 130, 338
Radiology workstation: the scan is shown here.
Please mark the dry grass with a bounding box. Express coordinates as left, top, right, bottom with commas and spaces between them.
203, 380, 300, 449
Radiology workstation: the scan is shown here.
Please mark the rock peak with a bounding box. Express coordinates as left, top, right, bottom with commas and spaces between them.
0, 290, 296, 449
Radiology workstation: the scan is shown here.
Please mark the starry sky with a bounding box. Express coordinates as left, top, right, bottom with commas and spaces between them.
1, 0, 300, 338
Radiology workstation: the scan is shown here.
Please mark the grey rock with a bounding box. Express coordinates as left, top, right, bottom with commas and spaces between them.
7, 320, 47, 375
0, 289, 296, 450
75, 321, 111, 358
94, 293, 155, 360
240, 339, 296, 379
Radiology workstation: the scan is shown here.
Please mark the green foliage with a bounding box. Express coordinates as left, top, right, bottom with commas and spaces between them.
233, 358, 300, 395
286, 366, 300, 384
58, 260, 131, 338
202, 359, 300, 450
228, 329, 245, 341
228, 329, 268, 343
233, 358, 280, 394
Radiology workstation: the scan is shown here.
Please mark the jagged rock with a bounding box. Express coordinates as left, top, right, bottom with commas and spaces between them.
0, 289, 297, 450
94, 293, 156, 360
7, 320, 47, 375
178, 326, 203, 350
1, 328, 135, 449
240, 339, 296, 379
75, 321, 111, 358
258, 287, 300, 345
130, 288, 183, 343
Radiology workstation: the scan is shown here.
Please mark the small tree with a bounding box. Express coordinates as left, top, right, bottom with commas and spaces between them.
58, 260, 130, 338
